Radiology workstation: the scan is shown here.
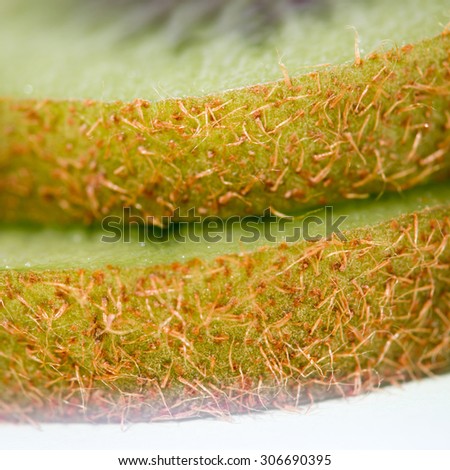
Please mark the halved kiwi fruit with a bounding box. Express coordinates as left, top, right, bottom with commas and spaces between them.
0, 0, 449, 422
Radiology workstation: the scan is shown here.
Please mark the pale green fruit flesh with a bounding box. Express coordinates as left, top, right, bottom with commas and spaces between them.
0, 181, 448, 271
0, 0, 449, 422
1, 0, 449, 225
0, 0, 448, 101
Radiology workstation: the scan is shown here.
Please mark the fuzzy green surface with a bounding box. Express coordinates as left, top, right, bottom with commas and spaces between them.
2, 34, 449, 225
0, 0, 448, 101
1, 206, 449, 422
1, 0, 449, 424
0, 182, 449, 271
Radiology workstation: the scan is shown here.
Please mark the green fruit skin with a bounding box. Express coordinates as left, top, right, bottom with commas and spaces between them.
0, 35, 449, 226
0, 206, 449, 422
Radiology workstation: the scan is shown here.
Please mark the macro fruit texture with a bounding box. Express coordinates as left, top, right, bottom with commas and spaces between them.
1, 34, 450, 226
1, 1, 450, 225
1, 206, 449, 422
0, 0, 449, 422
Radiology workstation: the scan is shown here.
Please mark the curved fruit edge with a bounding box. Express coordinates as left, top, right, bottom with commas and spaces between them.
0, 33, 449, 225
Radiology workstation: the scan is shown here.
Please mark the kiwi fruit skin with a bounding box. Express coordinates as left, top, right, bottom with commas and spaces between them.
0, 205, 449, 422
1, 3, 449, 423
1, 34, 449, 226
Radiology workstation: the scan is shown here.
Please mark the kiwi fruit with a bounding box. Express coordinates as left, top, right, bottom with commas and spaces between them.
1, 197, 449, 422
0, 0, 449, 422
1, 1, 450, 224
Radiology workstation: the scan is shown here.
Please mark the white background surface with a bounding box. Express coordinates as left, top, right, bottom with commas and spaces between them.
1, 374, 449, 451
